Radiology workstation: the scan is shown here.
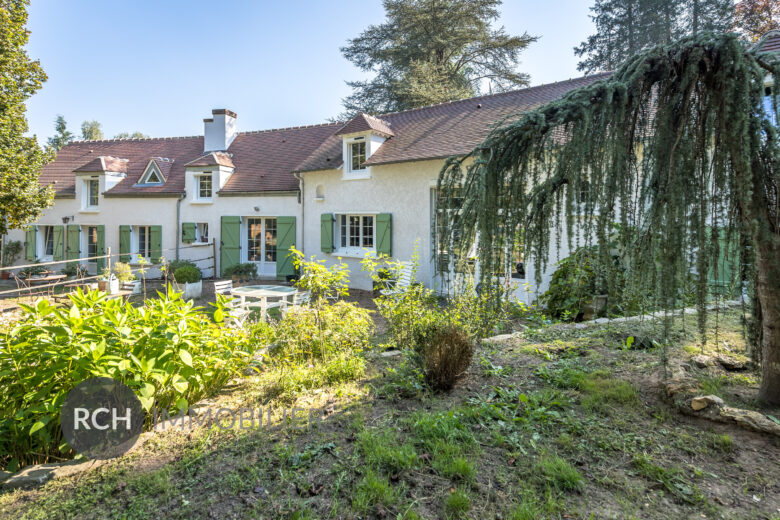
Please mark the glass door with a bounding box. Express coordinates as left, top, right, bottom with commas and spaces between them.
246, 218, 277, 276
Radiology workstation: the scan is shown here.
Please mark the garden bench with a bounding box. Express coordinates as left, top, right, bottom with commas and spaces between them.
380, 262, 414, 297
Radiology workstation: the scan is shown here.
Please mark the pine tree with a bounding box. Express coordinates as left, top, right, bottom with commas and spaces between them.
0, 0, 53, 236
46, 115, 73, 151
80, 120, 103, 141
576, 0, 735, 73
438, 34, 780, 403
340, 0, 536, 116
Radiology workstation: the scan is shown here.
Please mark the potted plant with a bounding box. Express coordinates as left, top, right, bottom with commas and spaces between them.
113, 261, 140, 294
97, 267, 119, 294
225, 263, 257, 283
0, 240, 22, 279
172, 264, 202, 299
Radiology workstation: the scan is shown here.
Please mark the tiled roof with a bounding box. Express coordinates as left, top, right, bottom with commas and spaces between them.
42, 73, 613, 196
185, 151, 235, 168
336, 113, 394, 137
753, 30, 780, 54
296, 73, 612, 172
72, 156, 128, 173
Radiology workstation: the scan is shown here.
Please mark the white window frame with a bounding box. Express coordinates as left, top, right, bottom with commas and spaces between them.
195, 173, 213, 202
343, 137, 370, 180
139, 162, 164, 185
334, 213, 375, 256
195, 222, 209, 244
37, 225, 54, 260
132, 225, 152, 262
85, 225, 99, 263
82, 178, 99, 210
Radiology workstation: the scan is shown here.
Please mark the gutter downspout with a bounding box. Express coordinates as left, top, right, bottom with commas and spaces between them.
294, 171, 304, 254
175, 192, 185, 260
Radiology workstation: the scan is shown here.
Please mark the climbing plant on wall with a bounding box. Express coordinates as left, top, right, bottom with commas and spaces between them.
437, 33, 780, 404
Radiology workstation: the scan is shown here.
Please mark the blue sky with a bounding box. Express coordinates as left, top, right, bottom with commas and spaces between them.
25, 0, 594, 142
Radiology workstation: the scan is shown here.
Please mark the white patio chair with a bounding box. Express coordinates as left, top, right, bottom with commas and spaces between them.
213, 280, 250, 327
380, 262, 415, 297
281, 290, 311, 317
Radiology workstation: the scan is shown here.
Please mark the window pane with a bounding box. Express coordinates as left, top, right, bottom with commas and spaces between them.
340, 215, 347, 247
199, 175, 212, 199
44, 227, 54, 256
137, 226, 150, 259
247, 218, 262, 262
349, 215, 361, 247
88, 180, 99, 206
198, 223, 209, 242
87, 226, 98, 259
265, 218, 277, 262
362, 216, 373, 248
351, 141, 366, 171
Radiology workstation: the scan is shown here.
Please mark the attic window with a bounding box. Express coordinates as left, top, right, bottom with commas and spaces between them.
349, 141, 367, 172
139, 161, 164, 184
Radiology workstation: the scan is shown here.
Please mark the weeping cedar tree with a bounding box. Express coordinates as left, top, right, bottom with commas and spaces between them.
437, 33, 780, 404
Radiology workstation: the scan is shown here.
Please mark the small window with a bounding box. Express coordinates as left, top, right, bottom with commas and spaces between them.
350, 141, 366, 172
136, 226, 151, 260
197, 174, 213, 200
146, 170, 162, 184
337, 214, 374, 251
197, 222, 209, 243
84, 179, 99, 208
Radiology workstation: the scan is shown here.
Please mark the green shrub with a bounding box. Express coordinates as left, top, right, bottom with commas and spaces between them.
173, 264, 201, 284
1, 240, 22, 267
224, 263, 257, 279
167, 259, 197, 273
20, 262, 45, 277
112, 261, 135, 282
0, 289, 256, 471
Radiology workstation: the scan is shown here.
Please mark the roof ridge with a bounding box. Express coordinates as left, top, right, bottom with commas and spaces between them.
72, 135, 201, 143
376, 72, 613, 118
238, 121, 343, 135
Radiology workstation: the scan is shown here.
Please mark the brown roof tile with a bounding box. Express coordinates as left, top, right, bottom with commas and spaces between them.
73, 156, 129, 173
184, 151, 235, 168
296, 73, 612, 172
336, 113, 394, 137
754, 30, 780, 54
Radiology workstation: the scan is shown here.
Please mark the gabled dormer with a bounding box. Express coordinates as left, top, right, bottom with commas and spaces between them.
336, 113, 394, 180
137, 158, 173, 185
72, 156, 128, 211
185, 151, 235, 203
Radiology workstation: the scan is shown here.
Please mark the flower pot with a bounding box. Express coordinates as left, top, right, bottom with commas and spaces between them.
174, 280, 202, 300
129, 280, 141, 294
0, 271, 9, 280
97, 279, 109, 292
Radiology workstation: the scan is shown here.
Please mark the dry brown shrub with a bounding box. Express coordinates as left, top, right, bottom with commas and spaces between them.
420, 324, 474, 392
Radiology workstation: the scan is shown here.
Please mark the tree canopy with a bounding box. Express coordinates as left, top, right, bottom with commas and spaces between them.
0, 0, 53, 236
46, 114, 73, 151
113, 131, 149, 139
733, 0, 780, 42
437, 34, 780, 403
80, 120, 103, 141
575, 0, 735, 73
339, 0, 536, 116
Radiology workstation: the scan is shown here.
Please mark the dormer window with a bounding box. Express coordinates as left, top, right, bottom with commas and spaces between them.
138, 160, 165, 185
196, 173, 213, 201
82, 178, 99, 211
349, 139, 367, 172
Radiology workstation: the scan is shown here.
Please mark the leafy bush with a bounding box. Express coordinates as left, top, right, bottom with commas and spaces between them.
20, 262, 45, 277
1, 240, 22, 267
173, 264, 201, 284
167, 259, 197, 273
112, 261, 135, 282
417, 322, 474, 391
0, 289, 255, 471
224, 263, 258, 279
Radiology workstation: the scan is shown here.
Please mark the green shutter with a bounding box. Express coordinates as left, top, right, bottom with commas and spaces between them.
66, 226, 80, 263
320, 213, 334, 253
220, 216, 241, 276
376, 213, 392, 256
181, 222, 196, 243
96, 225, 106, 271
150, 225, 162, 262
25, 227, 36, 261
119, 225, 131, 262
275, 216, 296, 280
52, 225, 65, 261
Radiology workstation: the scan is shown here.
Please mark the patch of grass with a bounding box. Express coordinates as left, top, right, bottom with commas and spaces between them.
535, 454, 584, 492
633, 453, 705, 505
580, 373, 640, 412
352, 470, 397, 514
407, 410, 477, 450
258, 351, 366, 402
706, 432, 735, 453
444, 489, 471, 518
435, 455, 475, 482
357, 430, 418, 472
698, 374, 727, 396
508, 488, 563, 520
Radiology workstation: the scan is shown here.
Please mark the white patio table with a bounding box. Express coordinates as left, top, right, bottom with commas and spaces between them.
230, 284, 297, 320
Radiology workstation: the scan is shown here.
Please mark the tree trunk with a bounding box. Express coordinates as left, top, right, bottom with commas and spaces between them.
757, 235, 780, 404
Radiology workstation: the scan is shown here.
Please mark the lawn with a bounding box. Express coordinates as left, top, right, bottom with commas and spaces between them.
1, 305, 778, 519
